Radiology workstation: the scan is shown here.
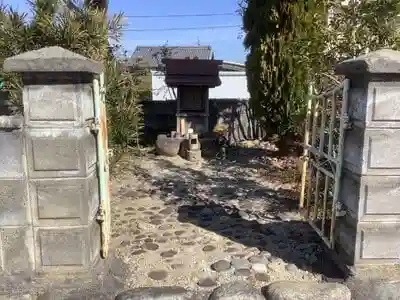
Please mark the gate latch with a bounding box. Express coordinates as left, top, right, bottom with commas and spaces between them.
342, 113, 352, 130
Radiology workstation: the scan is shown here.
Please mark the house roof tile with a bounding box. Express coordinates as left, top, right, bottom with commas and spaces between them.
130, 45, 214, 68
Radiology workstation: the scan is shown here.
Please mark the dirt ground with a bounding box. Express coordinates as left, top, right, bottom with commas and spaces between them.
109, 142, 345, 293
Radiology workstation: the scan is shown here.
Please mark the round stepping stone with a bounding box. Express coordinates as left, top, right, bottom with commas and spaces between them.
123, 212, 135, 217
182, 241, 195, 246
285, 263, 298, 272
137, 207, 146, 211
120, 240, 130, 247
209, 281, 264, 300
151, 206, 160, 210
160, 250, 177, 258
252, 263, 268, 274
211, 260, 231, 272
254, 273, 270, 282
175, 230, 185, 236
159, 224, 173, 230
159, 207, 174, 215
143, 211, 155, 216
231, 258, 250, 270
202, 245, 216, 252
156, 238, 168, 244
171, 264, 184, 270
143, 242, 159, 251
115, 287, 190, 300
131, 249, 146, 255
248, 255, 268, 264
147, 270, 168, 280
150, 220, 163, 225
162, 232, 173, 237
144, 238, 153, 242
197, 277, 217, 288
263, 282, 351, 300
225, 247, 239, 253
235, 269, 251, 277
135, 234, 146, 240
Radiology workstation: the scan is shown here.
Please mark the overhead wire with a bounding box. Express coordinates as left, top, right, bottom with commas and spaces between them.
123, 12, 237, 18
122, 25, 242, 32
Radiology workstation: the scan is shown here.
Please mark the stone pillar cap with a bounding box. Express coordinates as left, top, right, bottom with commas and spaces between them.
335, 49, 400, 75
3, 46, 103, 74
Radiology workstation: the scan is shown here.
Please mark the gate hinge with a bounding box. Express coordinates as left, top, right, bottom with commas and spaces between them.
90, 119, 100, 134
96, 206, 105, 223
342, 113, 352, 130
335, 202, 346, 217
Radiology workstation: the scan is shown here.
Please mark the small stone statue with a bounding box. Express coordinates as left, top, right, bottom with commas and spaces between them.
213, 124, 229, 160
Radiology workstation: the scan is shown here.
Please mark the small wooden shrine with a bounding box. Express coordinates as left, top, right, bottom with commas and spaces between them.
162, 58, 222, 135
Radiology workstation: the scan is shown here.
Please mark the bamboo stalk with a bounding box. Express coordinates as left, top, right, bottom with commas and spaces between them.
300, 84, 314, 208
306, 94, 320, 217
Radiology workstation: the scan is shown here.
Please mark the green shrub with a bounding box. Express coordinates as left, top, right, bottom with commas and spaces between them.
0, 0, 146, 152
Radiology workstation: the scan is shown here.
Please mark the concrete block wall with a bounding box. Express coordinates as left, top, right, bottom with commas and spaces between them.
0, 46, 102, 277
335, 49, 400, 268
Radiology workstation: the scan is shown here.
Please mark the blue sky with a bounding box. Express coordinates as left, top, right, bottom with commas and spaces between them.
5, 0, 247, 63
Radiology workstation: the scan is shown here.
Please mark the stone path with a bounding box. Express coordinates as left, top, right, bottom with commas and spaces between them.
110, 149, 347, 298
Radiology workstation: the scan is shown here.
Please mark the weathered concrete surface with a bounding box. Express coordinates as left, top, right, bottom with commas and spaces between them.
0, 46, 102, 285
3, 46, 102, 74
346, 277, 400, 300
335, 48, 400, 74
0, 250, 128, 299
333, 49, 400, 268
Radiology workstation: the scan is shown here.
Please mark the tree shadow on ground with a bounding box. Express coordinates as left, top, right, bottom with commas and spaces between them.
134, 156, 347, 280
145, 157, 298, 216
176, 203, 347, 280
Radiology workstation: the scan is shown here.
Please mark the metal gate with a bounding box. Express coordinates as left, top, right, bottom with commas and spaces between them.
92, 73, 111, 259
299, 79, 350, 249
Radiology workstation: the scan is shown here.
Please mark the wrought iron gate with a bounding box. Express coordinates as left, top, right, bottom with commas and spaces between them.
299, 79, 350, 249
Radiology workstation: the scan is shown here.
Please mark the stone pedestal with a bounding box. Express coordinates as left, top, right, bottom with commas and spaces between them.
0, 46, 102, 276
335, 49, 400, 268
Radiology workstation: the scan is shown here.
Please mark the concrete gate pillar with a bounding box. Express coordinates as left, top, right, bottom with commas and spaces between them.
335, 49, 400, 269
0, 46, 101, 276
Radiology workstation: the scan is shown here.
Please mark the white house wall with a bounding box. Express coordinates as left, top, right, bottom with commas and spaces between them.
151, 70, 250, 101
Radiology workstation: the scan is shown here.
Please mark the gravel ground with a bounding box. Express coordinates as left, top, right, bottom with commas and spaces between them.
110, 144, 344, 292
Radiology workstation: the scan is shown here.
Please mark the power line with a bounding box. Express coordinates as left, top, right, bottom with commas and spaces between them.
122, 25, 242, 32
124, 12, 237, 18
